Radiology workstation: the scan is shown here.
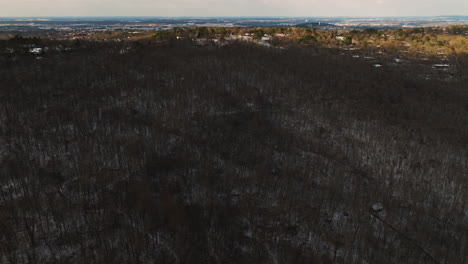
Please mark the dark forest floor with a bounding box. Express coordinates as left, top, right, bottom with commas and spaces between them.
0, 40, 467, 264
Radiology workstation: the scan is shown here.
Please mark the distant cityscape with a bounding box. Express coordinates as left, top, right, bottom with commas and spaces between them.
0, 16, 467, 34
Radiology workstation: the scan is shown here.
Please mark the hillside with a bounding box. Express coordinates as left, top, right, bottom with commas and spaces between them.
0, 39, 467, 263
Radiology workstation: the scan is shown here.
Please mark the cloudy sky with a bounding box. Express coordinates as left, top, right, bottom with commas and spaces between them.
1, 0, 467, 17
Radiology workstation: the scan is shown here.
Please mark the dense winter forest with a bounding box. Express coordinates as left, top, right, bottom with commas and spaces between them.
0, 35, 467, 264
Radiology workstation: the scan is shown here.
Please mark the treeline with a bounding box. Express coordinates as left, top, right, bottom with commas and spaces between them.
149, 25, 468, 55
0, 39, 467, 264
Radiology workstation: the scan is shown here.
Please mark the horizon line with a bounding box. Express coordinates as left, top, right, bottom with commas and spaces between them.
1, 15, 468, 18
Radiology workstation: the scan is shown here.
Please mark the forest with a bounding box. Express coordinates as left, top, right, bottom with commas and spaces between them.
0, 32, 467, 264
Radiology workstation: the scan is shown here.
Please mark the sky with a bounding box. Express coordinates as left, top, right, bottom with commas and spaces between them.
0, 0, 467, 17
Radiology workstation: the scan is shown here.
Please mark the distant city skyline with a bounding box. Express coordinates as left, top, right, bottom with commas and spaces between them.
1, 0, 467, 17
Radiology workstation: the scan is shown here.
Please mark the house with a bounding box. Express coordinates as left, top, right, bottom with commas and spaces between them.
261, 34, 272, 41
381, 34, 395, 40
433, 64, 450, 68
29, 48, 43, 55
72, 32, 87, 37
242, 35, 253, 41
401, 41, 411, 47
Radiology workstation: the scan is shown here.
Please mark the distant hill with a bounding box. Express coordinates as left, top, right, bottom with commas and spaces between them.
295, 21, 345, 30
296, 22, 334, 27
